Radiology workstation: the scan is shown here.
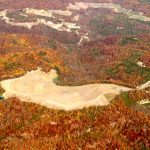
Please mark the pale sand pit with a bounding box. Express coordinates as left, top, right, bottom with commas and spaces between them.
1, 68, 131, 111
0, 10, 80, 31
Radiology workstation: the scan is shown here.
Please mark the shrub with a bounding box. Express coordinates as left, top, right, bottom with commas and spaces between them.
92, 48, 101, 57
54, 76, 60, 83
38, 51, 47, 57
47, 39, 57, 50
0, 85, 5, 96
4, 62, 18, 70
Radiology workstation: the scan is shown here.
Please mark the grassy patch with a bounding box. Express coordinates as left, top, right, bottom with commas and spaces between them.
7, 12, 28, 22
54, 76, 61, 83
4, 62, 20, 70
90, 13, 150, 37
106, 52, 150, 82
123, 52, 150, 81
38, 51, 47, 57
119, 36, 140, 46
139, 0, 150, 3
105, 64, 121, 77
91, 48, 101, 57
120, 92, 135, 106
29, 114, 41, 124
67, 46, 73, 53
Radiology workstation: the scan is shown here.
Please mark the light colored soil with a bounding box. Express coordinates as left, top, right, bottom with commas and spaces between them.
1, 68, 131, 111
1, 2, 150, 31
137, 81, 150, 90
0, 9, 80, 31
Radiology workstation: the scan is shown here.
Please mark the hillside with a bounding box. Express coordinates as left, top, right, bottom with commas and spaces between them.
1, 1, 150, 45
0, 0, 150, 149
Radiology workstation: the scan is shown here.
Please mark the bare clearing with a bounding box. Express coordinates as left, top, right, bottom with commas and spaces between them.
0, 2, 150, 31
0, 2, 150, 45
1, 68, 131, 111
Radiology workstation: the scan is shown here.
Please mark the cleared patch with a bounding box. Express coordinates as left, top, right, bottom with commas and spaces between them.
0, 68, 131, 111
67, 2, 150, 22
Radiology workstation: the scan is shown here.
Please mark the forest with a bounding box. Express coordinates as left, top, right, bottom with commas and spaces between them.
0, 0, 150, 149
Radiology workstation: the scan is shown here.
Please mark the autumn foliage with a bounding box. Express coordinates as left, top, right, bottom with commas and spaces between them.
0, 91, 149, 150
0, 33, 150, 149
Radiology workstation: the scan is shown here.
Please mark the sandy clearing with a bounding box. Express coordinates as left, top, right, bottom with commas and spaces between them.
0, 10, 39, 29
72, 14, 80, 22
25, 8, 72, 17
138, 99, 150, 105
1, 2, 150, 31
1, 68, 131, 111
1, 2, 150, 45
137, 61, 146, 68
67, 2, 150, 22
78, 35, 90, 45
67, 3, 81, 10
137, 81, 150, 90
0, 10, 80, 31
